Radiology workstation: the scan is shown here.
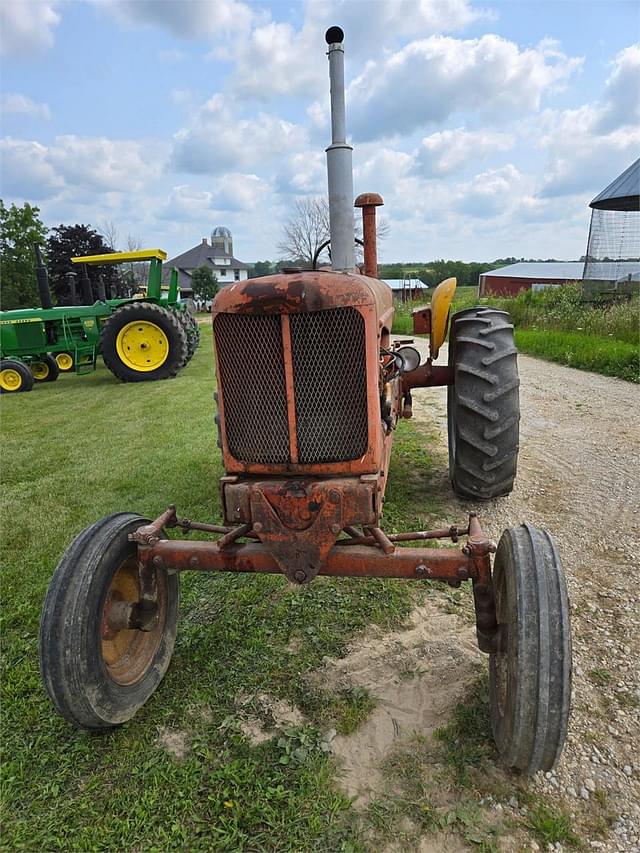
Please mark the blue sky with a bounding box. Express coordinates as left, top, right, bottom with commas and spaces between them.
1, 0, 638, 264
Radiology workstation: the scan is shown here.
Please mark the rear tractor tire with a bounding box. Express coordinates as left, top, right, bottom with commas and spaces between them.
39, 513, 180, 730
31, 354, 60, 383
489, 524, 571, 774
100, 302, 188, 382
0, 359, 34, 394
448, 307, 520, 500
178, 310, 200, 362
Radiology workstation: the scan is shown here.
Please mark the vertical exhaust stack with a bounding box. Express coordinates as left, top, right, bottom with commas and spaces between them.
33, 244, 53, 309
325, 26, 355, 273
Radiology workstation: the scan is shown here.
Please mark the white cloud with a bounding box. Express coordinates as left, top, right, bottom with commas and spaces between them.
347, 34, 583, 141
0, 93, 51, 120
47, 136, 162, 192
415, 128, 515, 176
94, 0, 254, 39
229, 0, 489, 99
0, 138, 62, 198
455, 164, 527, 217
536, 43, 640, 200
170, 94, 307, 174
595, 42, 640, 133
0, 0, 61, 57
0, 135, 162, 202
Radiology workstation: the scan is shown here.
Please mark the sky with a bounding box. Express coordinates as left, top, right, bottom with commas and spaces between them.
1, 0, 638, 265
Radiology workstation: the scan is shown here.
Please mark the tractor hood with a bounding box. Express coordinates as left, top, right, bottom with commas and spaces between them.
211, 270, 393, 320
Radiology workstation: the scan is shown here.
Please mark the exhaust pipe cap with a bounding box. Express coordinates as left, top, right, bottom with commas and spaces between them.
325, 26, 344, 44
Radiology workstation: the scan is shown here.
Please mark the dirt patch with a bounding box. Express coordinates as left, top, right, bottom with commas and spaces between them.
235, 692, 305, 745
157, 726, 189, 760
312, 600, 483, 806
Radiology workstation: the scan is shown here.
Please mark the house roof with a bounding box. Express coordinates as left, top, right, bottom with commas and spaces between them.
590, 158, 640, 211
166, 242, 249, 270
480, 262, 584, 280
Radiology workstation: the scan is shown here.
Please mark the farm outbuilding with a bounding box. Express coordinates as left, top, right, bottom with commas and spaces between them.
582, 157, 640, 299
478, 262, 584, 297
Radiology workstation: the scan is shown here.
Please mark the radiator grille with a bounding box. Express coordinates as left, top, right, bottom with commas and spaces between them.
290, 308, 368, 463
215, 307, 368, 465
213, 313, 290, 463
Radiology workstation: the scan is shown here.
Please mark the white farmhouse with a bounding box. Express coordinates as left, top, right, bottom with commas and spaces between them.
162, 227, 249, 296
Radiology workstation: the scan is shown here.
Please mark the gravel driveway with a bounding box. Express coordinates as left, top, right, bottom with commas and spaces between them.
409, 341, 640, 851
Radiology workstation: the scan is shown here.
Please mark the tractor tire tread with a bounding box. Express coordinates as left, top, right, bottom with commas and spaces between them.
447, 307, 520, 500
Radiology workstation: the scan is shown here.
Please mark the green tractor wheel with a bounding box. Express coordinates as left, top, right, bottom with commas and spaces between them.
178, 311, 200, 362
100, 302, 188, 382
31, 354, 60, 383
0, 359, 35, 394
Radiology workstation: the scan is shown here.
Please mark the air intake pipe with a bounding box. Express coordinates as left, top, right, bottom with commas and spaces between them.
325, 26, 355, 273
33, 244, 53, 309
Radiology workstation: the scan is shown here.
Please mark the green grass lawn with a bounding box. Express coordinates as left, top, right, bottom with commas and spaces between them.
0, 325, 455, 852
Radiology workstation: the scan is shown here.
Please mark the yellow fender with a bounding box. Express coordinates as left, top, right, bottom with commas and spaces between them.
430, 276, 457, 359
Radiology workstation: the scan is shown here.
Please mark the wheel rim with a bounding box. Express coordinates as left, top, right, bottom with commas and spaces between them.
115, 321, 169, 372
0, 368, 23, 391
56, 353, 73, 371
101, 557, 167, 686
31, 361, 50, 380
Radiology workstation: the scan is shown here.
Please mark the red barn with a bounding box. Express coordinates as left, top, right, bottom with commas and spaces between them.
479, 262, 584, 297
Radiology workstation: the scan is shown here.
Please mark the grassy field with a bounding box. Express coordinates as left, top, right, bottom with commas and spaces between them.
0, 326, 452, 852
392, 284, 639, 382
1, 324, 592, 851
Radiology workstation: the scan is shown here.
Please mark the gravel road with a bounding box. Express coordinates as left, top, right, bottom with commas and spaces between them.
410, 342, 640, 851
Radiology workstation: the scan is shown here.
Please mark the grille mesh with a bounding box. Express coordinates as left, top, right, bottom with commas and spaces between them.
214, 313, 290, 463
290, 308, 368, 463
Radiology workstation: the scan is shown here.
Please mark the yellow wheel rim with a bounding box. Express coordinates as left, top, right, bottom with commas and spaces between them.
0, 368, 23, 392
31, 361, 50, 380
56, 353, 74, 371
115, 321, 169, 372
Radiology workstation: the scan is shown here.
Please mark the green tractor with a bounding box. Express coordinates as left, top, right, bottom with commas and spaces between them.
0, 246, 200, 394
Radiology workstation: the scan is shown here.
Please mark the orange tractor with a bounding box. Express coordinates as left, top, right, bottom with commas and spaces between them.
40, 27, 571, 774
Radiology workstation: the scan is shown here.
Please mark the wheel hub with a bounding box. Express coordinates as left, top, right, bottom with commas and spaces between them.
100, 557, 167, 686
115, 321, 169, 372
0, 368, 22, 391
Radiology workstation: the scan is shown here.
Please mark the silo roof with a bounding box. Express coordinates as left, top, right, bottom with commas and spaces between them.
590, 158, 640, 211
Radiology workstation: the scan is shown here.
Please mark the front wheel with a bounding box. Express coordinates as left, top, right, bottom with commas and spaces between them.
39, 513, 180, 729
489, 524, 571, 773
31, 354, 60, 383
0, 359, 34, 393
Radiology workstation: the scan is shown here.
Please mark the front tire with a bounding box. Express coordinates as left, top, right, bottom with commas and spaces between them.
489, 524, 571, 773
31, 354, 60, 383
448, 307, 520, 500
0, 359, 34, 393
55, 352, 75, 372
100, 302, 188, 382
39, 513, 180, 729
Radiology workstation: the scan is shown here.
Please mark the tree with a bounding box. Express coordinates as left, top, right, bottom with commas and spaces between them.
47, 224, 117, 303
0, 200, 49, 310
191, 266, 219, 303
278, 196, 390, 269
250, 260, 275, 278
278, 198, 330, 268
